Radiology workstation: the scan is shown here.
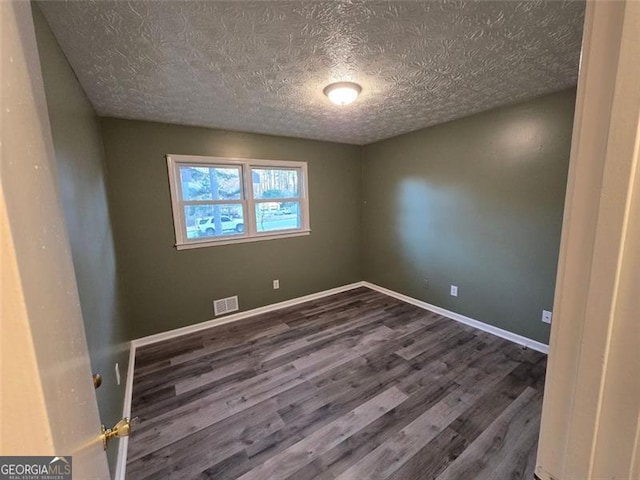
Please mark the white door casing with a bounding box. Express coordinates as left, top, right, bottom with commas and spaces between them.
0, 2, 110, 478
536, 1, 640, 479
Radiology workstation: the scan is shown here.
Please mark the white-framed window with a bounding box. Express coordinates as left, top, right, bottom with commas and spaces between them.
167, 154, 310, 249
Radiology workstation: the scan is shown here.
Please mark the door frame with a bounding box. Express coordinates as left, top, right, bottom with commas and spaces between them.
0, 2, 110, 478
536, 1, 640, 478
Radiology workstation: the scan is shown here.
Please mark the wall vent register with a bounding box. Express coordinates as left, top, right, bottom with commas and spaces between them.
213, 295, 239, 316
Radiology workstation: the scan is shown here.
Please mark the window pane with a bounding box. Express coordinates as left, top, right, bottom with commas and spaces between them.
255, 202, 301, 233
184, 204, 245, 239
180, 166, 241, 201
252, 168, 299, 199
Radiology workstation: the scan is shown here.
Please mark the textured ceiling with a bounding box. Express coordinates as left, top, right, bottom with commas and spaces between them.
38, 1, 584, 145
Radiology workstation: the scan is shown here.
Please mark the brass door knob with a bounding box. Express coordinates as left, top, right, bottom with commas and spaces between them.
92, 373, 102, 389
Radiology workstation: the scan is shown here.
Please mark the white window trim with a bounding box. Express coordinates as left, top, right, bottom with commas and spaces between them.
167, 154, 310, 250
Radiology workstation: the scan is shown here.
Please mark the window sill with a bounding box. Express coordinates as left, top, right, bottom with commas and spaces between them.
175, 229, 311, 250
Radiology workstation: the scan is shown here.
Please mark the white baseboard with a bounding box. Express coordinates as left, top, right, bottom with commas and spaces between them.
114, 279, 547, 477
362, 281, 549, 354
131, 281, 366, 349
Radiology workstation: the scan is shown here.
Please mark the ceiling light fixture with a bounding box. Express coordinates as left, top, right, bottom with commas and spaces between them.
323, 81, 362, 106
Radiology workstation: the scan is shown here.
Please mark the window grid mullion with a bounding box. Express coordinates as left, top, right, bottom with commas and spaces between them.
181, 199, 244, 206
253, 198, 301, 203
244, 164, 257, 236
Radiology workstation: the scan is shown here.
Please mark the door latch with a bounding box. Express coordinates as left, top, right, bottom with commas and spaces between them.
101, 417, 139, 450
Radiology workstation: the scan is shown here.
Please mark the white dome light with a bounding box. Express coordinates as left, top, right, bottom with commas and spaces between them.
323, 82, 362, 106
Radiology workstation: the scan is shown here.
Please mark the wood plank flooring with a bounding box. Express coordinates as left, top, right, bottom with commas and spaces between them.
126, 287, 546, 480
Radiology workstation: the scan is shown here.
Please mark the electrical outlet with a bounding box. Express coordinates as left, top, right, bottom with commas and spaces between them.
450, 285, 458, 297
542, 310, 552, 324
423, 279, 429, 289
115, 362, 121, 386
273, 279, 280, 290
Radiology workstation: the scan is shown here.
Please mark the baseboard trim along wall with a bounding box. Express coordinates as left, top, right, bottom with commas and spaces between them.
115, 279, 548, 478
362, 281, 550, 354
131, 281, 367, 348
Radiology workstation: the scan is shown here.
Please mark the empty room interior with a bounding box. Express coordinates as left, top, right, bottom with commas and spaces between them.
2, 1, 639, 480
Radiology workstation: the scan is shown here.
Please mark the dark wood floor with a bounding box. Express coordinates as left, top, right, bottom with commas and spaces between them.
126, 287, 546, 480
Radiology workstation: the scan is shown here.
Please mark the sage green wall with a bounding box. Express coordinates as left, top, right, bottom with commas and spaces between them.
362, 89, 576, 344
99, 118, 362, 339
32, 5, 128, 473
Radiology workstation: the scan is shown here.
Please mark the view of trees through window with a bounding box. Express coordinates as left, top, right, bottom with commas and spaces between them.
252, 168, 301, 233
179, 165, 301, 239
